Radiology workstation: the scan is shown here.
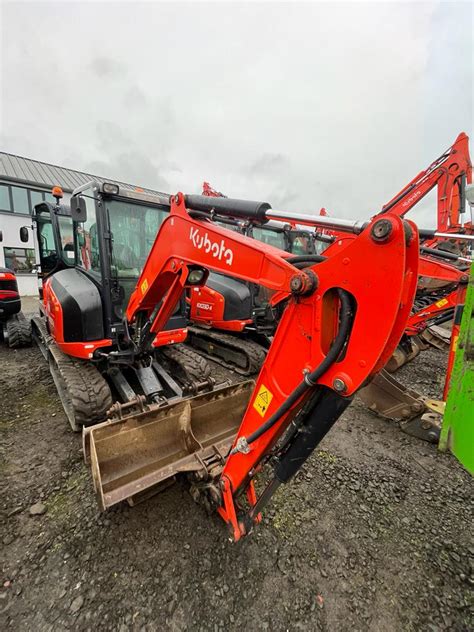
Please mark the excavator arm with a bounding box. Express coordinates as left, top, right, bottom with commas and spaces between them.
122, 193, 418, 540
380, 132, 472, 232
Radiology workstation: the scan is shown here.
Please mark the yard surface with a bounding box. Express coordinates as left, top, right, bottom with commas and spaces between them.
1, 309, 473, 631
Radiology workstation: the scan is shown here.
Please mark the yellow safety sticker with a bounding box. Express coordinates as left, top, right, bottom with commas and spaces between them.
435, 298, 448, 308
253, 383, 273, 417
452, 334, 459, 353
141, 278, 149, 294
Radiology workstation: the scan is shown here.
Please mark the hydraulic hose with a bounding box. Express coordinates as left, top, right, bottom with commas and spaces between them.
287, 254, 327, 265
239, 288, 353, 449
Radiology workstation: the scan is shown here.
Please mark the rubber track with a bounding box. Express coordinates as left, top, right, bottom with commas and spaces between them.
187, 327, 267, 376
158, 344, 211, 382
6, 314, 32, 348
33, 316, 112, 429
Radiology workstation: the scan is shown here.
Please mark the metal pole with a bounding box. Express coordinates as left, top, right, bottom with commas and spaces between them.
266, 210, 368, 234
432, 231, 474, 242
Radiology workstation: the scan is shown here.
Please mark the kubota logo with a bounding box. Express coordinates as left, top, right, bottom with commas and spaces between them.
402, 190, 422, 207
189, 227, 234, 266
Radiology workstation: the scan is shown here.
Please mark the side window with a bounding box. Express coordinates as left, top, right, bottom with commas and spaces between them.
0, 185, 12, 212
58, 216, 75, 263
252, 227, 286, 250
38, 220, 56, 257
37, 219, 59, 272
44, 193, 56, 205
29, 190, 44, 211
290, 233, 314, 255
11, 187, 30, 214
4, 247, 36, 273
216, 220, 241, 233
76, 196, 101, 273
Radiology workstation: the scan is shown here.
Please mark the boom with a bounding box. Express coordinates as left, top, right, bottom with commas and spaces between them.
124, 192, 419, 540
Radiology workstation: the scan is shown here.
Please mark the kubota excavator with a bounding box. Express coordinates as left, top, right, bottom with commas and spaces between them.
65, 190, 420, 540
30, 182, 212, 432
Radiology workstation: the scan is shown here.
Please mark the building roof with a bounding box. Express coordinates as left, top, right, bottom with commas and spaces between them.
0, 151, 167, 196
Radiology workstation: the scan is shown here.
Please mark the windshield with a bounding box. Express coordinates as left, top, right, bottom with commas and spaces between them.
107, 199, 169, 277
251, 227, 287, 251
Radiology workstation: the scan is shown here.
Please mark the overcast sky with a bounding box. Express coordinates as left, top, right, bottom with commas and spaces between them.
0, 1, 472, 227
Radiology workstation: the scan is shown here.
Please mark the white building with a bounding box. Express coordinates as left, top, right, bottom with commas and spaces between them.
0, 152, 165, 295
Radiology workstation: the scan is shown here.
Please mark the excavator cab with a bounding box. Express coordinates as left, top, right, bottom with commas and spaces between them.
68, 181, 187, 339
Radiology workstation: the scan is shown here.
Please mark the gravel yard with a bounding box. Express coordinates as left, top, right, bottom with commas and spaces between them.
1, 323, 473, 631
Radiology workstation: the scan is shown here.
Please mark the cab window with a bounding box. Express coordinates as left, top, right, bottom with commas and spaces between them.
251, 227, 287, 250
107, 199, 168, 276
58, 216, 75, 263
290, 232, 313, 255
75, 194, 101, 274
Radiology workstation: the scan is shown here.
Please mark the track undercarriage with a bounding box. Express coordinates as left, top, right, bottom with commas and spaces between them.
31, 314, 239, 431
186, 326, 267, 376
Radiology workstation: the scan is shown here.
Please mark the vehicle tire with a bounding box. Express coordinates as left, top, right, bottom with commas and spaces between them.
5, 314, 32, 348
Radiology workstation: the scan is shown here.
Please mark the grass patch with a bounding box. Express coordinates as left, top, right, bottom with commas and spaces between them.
317, 450, 337, 463
47, 470, 88, 522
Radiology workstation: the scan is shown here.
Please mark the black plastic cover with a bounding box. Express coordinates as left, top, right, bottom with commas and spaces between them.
50, 269, 104, 342
206, 273, 252, 321
184, 194, 271, 223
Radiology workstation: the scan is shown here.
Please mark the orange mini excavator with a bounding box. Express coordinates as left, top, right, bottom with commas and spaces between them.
56, 190, 420, 541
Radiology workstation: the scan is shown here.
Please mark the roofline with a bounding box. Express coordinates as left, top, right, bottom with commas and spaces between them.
0, 150, 169, 196
0, 173, 74, 192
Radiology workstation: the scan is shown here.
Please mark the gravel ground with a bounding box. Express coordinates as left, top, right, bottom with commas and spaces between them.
1, 321, 473, 631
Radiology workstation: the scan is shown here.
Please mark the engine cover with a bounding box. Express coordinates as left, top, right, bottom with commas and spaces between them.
206, 273, 252, 321
48, 269, 104, 342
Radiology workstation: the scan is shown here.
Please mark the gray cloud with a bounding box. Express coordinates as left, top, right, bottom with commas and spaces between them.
0, 1, 472, 229
90, 57, 125, 79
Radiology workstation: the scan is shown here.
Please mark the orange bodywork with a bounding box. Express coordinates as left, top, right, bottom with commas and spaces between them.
125, 193, 419, 539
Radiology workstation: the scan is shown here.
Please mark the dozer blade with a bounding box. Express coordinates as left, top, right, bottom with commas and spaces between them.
358, 369, 442, 443
420, 325, 451, 349
83, 381, 254, 511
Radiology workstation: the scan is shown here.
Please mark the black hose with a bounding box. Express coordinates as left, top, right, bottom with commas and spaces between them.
244, 288, 353, 446
287, 254, 327, 264
431, 309, 455, 326
420, 246, 461, 262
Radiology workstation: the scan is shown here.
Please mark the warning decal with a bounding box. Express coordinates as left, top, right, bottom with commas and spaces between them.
452, 334, 459, 353
141, 278, 149, 294
253, 383, 274, 417
435, 298, 448, 308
